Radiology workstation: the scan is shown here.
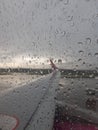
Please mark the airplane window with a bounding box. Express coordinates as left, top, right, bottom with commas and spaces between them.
0, 0, 98, 130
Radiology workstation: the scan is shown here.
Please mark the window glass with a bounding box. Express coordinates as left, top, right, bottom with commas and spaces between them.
0, 0, 98, 130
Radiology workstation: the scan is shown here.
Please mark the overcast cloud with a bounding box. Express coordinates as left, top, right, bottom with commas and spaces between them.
0, 0, 98, 69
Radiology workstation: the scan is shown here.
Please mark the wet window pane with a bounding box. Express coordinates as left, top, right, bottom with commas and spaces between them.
0, 0, 98, 130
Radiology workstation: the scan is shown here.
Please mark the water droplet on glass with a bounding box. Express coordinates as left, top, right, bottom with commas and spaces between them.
82, 61, 86, 65
78, 50, 84, 55
96, 39, 98, 44
75, 64, 78, 68
67, 16, 73, 21
61, 31, 66, 37
94, 53, 98, 58
29, 60, 32, 63
78, 58, 82, 62
85, 37, 91, 44
89, 74, 94, 78
88, 53, 92, 56
77, 42, 83, 45
89, 64, 92, 67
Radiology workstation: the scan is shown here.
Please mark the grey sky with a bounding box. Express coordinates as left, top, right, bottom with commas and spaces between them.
0, 0, 98, 68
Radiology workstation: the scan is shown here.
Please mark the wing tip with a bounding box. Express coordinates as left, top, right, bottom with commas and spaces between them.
50, 59, 58, 70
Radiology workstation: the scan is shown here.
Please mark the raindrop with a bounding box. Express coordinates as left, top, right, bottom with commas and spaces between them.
29, 60, 32, 64
67, 16, 73, 21
85, 37, 91, 44
78, 58, 82, 62
89, 64, 92, 67
94, 53, 98, 58
96, 82, 98, 86
71, 81, 74, 86
88, 53, 92, 56
96, 39, 98, 44
95, 67, 98, 72
40, 70, 44, 75
61, 31, 66, 37
49, 43, 52, 46
89, 74, 94, 78
78, 50, 84, 55
75, 64, 78, 68
82, 61, 85, 65
77, 42, 83, 45
70, 21, 75, 27
42, 62, 44, 65
58, 59, 62, 63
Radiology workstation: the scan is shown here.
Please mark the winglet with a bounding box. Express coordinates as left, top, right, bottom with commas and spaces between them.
50, 59, 58, 70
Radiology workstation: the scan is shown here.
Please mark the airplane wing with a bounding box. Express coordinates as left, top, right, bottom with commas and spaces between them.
0, 68, 60, 130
